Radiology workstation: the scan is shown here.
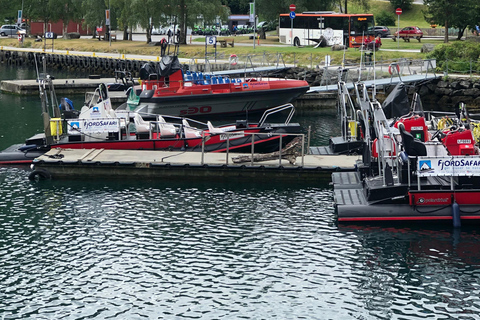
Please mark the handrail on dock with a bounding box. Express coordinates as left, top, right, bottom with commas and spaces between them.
199, 131, 306, 167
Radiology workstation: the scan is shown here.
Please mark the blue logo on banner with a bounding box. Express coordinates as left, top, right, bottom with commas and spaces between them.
419, 160, 432, 171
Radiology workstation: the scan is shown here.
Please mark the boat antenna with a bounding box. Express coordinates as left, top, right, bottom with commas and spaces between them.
372, 34, 376, 101
34, 53, 54, 145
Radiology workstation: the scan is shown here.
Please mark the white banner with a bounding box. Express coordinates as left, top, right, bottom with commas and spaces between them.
220, 132, 244, 141
418, 156, 480, 177
68, 118, 119, 134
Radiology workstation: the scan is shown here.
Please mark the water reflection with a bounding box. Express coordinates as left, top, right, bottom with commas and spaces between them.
338, 224, 480, 318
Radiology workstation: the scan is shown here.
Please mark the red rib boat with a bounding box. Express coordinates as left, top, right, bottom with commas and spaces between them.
117, 56, 310, 117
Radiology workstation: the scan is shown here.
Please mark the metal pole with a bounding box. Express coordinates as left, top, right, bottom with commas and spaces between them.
226, 135, 230, 165
201, 131, 205, 165
253, 0, 256, 49
291, 17, 293, 46
278, 135, 283, 164
109, 0, 111, 47
397, 14, 400, 49
301, 134, 305, 167
250, 134, 255, 166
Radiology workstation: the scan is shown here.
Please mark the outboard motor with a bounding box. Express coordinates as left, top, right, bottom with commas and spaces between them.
59, 97, 79, 119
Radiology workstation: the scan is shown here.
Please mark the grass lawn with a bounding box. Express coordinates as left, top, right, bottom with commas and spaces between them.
0, 35, 450, 67
0, 0, 458, 68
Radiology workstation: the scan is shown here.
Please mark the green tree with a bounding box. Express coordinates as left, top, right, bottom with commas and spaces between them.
27, 0, 62, 34
0, 0, 17, 23
82, 0, 107, 38
389, 0, 413, 12
256, 0, 336, 22
53, 0, 84, 36
423, 0, 478, 42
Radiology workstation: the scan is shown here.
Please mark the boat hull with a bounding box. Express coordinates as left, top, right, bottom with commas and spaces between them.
121, 85, 309, 117
0, 144, 46, 165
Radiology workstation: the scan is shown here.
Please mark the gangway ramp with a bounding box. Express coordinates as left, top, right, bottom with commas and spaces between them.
308, 59, 438, 93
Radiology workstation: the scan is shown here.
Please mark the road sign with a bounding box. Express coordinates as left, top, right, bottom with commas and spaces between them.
396, 8, 402, 15
290, 4, 296, 11
290, 11, 296, 19
206, 36, 216, 45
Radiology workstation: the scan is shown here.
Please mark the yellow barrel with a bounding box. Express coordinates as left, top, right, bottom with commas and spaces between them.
50, 118, 63, 136
348, 120, 357, 139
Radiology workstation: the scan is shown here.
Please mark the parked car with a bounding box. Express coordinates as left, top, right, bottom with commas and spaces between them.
371, 26, 390, 38
0, 25, 24, 36
393, 26, 423, 42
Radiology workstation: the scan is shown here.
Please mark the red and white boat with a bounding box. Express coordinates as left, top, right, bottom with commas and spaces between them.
0, 82, 303, 165
117, 56, 310, 117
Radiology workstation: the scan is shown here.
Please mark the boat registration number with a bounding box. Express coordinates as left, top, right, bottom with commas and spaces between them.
457, 139, 472, 144
180, 106, 212, 115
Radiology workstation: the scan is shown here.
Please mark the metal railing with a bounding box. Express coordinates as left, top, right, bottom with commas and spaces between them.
199, 131, 306, 167
318, 58, 438, 89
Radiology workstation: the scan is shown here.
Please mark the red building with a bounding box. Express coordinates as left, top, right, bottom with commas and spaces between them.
29, 20, 91, 36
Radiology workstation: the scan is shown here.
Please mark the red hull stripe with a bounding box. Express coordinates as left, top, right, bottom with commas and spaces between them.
0, 160, 33, 165
337, 216, 480, 222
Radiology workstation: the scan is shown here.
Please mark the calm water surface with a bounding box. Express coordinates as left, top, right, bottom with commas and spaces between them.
2, 64, 480, 319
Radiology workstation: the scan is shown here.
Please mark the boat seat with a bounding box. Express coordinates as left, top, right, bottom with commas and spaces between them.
203, 75, 211, 85
399, 122, 427, 157
182, 119, 202, 138
108, 109, 117, 118
218, 77, 224, 84
207, 121, 236, 134
212, 76, 218, 84
134, 113, 151, 133
224, 78, 231, 84
196, 72, 203, 84
79, 106, 90, 118
157, 115, 176, 137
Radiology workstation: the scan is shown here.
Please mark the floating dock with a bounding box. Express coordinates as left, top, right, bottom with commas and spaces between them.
30, 148, 359, 181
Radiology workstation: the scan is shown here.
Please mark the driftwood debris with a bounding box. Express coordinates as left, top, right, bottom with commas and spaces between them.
232, 137, 301, 165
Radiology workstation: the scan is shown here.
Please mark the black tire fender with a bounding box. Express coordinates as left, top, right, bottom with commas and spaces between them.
28, 169, 52, 181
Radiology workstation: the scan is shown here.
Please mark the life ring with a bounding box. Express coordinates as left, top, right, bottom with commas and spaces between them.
388, 64, 400, 75
229, 54, 238, 66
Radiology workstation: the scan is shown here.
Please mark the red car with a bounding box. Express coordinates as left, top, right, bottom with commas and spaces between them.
393, 26, 423, 42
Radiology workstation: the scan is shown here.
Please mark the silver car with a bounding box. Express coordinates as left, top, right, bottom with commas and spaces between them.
0, 25, 24, 36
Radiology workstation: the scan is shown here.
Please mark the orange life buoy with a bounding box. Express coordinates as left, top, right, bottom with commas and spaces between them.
388, 64, 400, 75
229, 54, 238, 66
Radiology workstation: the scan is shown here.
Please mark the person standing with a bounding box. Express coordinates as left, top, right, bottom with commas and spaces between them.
167, 29, 173, 43
375, 35, 382, 50
160, 37, 167, 56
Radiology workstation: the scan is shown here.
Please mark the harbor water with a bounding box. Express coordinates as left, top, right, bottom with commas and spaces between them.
2, 63, 480, 319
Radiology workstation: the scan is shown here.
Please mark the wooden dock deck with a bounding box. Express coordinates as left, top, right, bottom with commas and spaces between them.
30, 148, 359, 181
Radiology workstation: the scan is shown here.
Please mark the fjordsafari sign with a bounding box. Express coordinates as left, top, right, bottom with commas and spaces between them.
418, 156, 480, 177
68, 118, 120, 134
